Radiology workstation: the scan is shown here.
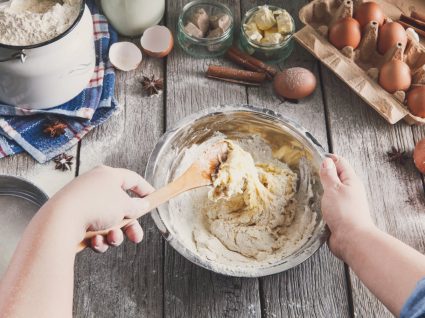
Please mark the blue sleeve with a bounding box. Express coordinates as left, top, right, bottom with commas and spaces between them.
401, 277, 425, 318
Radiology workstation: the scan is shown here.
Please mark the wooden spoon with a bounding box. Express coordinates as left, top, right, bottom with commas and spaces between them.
77, 141, 229, 252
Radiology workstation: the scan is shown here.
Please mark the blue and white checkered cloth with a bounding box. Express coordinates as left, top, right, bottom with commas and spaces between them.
0, 0, 119, 163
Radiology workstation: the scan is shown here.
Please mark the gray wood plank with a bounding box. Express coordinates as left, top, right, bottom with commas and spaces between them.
412, 128, 425, 199
322, 65, 425, 317
248, 58, 351, 318
164, 0, 262, 317
242, 1, 351, 316
73, 50, 165, 318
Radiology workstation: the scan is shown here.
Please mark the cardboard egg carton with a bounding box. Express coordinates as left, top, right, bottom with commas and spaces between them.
294, 0, 425, 125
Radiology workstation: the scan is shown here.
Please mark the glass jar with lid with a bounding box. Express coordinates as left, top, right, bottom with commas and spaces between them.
101, 0, 165, 36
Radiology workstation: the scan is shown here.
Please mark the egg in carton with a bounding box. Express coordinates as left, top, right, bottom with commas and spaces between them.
295, 0, 425, 125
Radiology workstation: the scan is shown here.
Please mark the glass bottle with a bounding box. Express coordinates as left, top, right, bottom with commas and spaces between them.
101, 0, 165, 36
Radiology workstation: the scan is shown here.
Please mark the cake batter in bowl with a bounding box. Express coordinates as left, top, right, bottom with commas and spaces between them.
145, 105, 328, 277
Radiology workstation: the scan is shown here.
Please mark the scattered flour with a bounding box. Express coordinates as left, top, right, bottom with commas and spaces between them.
0, 0, 82, 46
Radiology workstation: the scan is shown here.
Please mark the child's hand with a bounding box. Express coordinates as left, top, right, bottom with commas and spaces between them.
319, 155, 376, 260
41, 166, 154, 253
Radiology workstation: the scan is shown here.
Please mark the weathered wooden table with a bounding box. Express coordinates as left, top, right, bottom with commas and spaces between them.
1, 0, 424, 317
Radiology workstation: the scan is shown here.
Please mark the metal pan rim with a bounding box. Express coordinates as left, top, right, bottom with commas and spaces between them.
0, 175, 49, 206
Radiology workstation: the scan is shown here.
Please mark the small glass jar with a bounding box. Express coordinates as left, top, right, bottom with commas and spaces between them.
239, 5, 295, 63
177, 1, 234, 58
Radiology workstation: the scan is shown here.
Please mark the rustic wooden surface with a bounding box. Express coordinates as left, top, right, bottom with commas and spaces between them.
1, 0, 424, 317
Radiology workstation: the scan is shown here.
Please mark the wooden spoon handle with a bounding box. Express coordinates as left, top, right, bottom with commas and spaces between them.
76, 218, 134, 253
76, 175, 193, 253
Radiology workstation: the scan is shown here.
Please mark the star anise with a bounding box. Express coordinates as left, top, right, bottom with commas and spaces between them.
43, 120, 67, 138
140, 75, 163, 96
387, 146, 410, 165
53, 153, 74, 171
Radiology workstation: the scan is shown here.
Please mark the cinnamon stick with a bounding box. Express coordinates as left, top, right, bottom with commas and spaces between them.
225, 49, 266, 75
398, 20, 425, 38
412, 11, 425, 24
400, 14, 425, 31
206, 65, 266, 86
206, 76, 263, 86
226, 47, 278, 79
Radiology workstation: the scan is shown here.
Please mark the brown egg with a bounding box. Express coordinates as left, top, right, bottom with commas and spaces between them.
407, 86, 425, 118
354, 1, 385, 29
140, 25, 174, 58
414, 138, 425, 174
377, 22, 407, 55
273, 68, 316, 100
378, 59, 411, 93
329, 17, 362, 50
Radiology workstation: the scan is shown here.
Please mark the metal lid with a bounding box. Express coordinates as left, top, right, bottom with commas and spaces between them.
0, 175, 49, 277
0, 175, 48, 205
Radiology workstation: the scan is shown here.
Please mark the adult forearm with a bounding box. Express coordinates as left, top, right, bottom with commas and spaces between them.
0, 205, 83, 318
342, 227, 425, 316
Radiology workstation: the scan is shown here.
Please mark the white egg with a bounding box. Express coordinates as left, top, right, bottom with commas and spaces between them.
109, 42, 143, 72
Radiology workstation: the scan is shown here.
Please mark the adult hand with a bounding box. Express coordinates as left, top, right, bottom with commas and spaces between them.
319, 154, 375, 260
41, 165, 154, 253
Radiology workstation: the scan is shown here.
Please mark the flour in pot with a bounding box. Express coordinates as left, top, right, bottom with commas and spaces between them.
167, 135, 318, 273
0, 0, 82, 46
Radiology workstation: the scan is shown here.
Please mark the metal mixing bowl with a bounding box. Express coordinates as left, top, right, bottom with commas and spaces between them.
145, 105, 329, 277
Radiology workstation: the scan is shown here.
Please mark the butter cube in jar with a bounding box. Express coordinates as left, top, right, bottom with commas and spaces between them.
243, 22, 263, 43
276, 10, 293, 34
240, 5, 295, 62
177, 0, 234, 58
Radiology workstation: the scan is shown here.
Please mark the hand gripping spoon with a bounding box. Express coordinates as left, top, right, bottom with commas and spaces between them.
77, 141, 229, 252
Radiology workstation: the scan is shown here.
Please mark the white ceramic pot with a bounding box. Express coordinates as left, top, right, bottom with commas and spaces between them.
0, 2, 95, 109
